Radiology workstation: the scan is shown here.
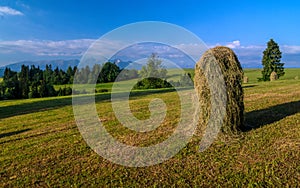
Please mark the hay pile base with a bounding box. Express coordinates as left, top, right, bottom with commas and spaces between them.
194, 46, 244, 135
270, 71, 278, 81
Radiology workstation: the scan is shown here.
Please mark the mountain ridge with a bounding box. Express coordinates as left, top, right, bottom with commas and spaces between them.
0, 59, 140, 77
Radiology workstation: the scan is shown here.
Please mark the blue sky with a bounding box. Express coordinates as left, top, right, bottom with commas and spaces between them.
0, 0, 300, 67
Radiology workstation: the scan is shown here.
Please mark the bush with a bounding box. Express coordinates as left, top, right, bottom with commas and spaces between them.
57, 86, 73, 96
133, 77, 172, 89
95, 89, 109, 93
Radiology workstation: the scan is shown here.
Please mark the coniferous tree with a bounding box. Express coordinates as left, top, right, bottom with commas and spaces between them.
261, 39, 285, 81
98, 62, 120, 83
3, 68, 20, 99
66, 66, 74, 84
19, 65, 30, 98
1, 64, 79, 99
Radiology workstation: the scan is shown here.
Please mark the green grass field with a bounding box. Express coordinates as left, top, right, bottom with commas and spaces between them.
1, 69, 300, 187
244, 68, 300, 83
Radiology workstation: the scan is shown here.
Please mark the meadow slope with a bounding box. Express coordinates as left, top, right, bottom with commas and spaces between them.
0, 69, 299, 187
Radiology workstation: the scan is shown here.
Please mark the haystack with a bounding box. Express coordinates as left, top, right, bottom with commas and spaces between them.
270, 71, 278, 81
243, 76, 249, 84
194, 46, 244, 135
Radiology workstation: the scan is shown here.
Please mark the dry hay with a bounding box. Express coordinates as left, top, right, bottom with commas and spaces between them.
194, 46, 244, 135
243, 76, 249, 83
294, 76, 299, 80
270, 71, 278, 81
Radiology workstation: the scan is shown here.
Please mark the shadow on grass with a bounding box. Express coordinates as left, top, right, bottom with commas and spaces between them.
0, 88, 179, 119
242, 84, 258, 88
0, 97, 73, 119
0, 128, 31, 139
244, 100, 300, 131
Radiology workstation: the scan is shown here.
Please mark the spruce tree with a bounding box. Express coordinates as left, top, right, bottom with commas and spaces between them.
19, 65, 30, 98
261, 39, 284, 81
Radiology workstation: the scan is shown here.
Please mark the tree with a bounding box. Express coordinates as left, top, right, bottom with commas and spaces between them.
28, 81, 39, 98
52, 67, 60, 84
98, 62, 120, 83
29, 65, 43, 82
0, 64, 79, 100
3, 68, 20, 99
140, 53, 167, 79
133, 77, 172, 89
134, 54, 171, 89
38, 80, 56, 98
66, 66, 74, 84
82, 65, 91, 83
19, 65, 30, 98
43, 64, 53, 84
261, 39, 284, 81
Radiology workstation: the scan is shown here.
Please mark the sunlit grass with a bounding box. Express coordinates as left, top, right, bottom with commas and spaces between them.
244, 68, 300, 83
0, 69, 299, 187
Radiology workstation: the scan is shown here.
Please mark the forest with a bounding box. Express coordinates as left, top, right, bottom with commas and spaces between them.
0, 62, 138, 99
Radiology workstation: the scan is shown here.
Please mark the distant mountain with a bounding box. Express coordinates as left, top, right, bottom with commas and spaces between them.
0, 59, 146, 77
111, 59, 143, 70
0, 59, 80, 77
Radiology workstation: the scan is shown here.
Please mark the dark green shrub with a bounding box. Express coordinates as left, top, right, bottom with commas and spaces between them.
133, 77, 172, 89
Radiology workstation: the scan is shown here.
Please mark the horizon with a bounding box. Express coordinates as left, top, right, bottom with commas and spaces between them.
1, 58, 300, 70
0, 1, 300, 68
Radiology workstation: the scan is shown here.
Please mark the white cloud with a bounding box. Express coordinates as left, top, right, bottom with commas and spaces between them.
225, 40, 241, 49
282, 45, 300, 54
0, 39, 95, 56
0, 38, 299, 68
0, 6, 23, 16
173, 43, 208, 61
204, 41, 300, 67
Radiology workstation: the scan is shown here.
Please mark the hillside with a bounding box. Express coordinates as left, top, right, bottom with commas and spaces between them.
0, 69, 299, 186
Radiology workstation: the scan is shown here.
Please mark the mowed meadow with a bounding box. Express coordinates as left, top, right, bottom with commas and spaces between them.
1, 69, 300, 187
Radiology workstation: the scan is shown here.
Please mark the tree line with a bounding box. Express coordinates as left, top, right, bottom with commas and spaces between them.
0, 62, 139, 100
0, 54, 195, 100
74, 62, 138, 84
0, 64, 74, 99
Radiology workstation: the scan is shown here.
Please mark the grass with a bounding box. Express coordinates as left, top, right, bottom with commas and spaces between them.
244, 68, 300, 84
0, 69, 300, 187
53, 68, 194, 92
54, 82, 115, 93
